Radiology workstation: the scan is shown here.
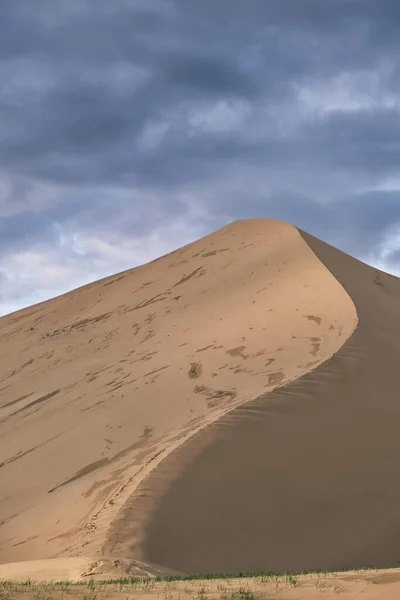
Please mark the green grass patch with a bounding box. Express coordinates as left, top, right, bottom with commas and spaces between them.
0, 564, 378, 592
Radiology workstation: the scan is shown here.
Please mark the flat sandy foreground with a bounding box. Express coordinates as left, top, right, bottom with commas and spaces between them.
2, 560, 400, 600
1, 218, 400, 592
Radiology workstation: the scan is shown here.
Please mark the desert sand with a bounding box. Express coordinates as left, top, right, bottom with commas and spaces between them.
127, 227, 400, 575
1, 217, 397, 592
0, 557, 96, 582
2, 568, 400, 600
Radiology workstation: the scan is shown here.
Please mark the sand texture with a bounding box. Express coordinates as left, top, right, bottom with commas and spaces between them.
0, 217, 379, 580
127, 228, 400, 575
2, 569, 400, 599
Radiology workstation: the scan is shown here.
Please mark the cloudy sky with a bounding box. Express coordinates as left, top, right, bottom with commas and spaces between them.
1, 0, 400, 316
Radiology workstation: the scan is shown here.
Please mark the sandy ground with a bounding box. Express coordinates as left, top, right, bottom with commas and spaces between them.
130, 227, 400, 575
2, 569, 400, 600
0, 219, 357, 574
0, 557, 96, 582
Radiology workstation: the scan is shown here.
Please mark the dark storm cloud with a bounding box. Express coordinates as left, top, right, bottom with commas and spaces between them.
386, 248, 400, 267
305, 109, 400, 172
211, 189, 400, 262
0, 212, 57, 252
1, 0, 398, 180
1, 0, 400, 313
283, 191, 400, 260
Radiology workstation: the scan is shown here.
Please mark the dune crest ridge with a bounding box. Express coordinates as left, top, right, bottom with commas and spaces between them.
0, 219, 357, 576
132, 226, 400, 576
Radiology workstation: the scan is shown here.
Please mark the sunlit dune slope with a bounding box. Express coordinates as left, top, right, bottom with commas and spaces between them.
0, 219, 357, 566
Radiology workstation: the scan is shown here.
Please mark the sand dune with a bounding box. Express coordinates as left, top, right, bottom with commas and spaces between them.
125, 227, 400, 575
0, 217, 371, 578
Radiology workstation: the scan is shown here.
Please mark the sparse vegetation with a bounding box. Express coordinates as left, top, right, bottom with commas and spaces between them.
231, 589, 255, 600
0, 565, 379, 600
0, 567, 372, 600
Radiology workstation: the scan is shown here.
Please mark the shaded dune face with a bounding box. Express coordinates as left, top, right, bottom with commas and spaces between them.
0, 219, 356, 565
134, 230, 400, 575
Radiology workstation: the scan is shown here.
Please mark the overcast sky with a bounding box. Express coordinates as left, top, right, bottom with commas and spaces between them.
1, 0, 400, 316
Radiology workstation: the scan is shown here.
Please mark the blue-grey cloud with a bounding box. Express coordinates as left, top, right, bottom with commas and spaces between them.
1, 0, 400, 315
